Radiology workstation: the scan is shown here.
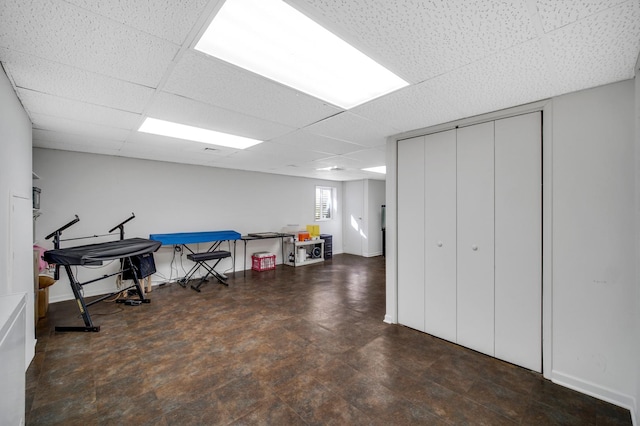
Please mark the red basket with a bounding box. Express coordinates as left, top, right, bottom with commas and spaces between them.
251, 254, 276, 272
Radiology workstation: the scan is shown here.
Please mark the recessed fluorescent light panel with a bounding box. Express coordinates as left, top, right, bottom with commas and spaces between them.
362, 166, 386, 174
138, 118, 262, 149
195, 0, 409, 109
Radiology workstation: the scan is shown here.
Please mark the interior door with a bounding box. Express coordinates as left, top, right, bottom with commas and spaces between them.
397, 136, 425, 331
494, 112, 542, 372
456, 122, 495, 356
424, 130, 457, 341
343, 180, 364, 256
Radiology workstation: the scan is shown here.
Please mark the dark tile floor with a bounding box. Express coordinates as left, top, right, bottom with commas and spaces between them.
27, 254, 631, 425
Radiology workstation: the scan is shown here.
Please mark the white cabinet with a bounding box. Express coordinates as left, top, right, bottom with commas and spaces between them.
284, 239, 325, 267
0, 293, 26, 426
397, 113, 542, 372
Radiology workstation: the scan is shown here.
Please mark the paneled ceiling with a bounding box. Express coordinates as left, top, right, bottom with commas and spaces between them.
1, 0, 639, 181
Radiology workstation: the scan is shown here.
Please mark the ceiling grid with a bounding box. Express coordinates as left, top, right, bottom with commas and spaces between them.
0, 0, 638, 180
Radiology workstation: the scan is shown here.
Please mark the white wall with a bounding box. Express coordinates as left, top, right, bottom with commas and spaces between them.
388, 79, 639, 419
551, 80, 636, 412
33, 149, 344, 302
364, 179, 385, 257
384, 139, 398, 325
635, 61, 640, 426
0, 65, 35, 365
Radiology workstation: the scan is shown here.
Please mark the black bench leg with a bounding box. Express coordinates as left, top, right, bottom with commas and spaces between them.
179, 262, 201, 287
189, 259, 228, 291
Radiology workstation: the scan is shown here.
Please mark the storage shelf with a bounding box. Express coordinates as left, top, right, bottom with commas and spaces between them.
284, 239, 324, 267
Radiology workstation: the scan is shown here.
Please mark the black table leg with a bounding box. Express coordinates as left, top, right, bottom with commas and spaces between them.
55, 265, 100, 332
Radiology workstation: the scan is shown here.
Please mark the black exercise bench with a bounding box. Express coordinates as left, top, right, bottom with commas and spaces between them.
182, 250, 231, 292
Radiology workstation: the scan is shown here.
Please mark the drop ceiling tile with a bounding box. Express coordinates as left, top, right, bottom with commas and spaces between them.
146, 91, 296, 141
212, 142, 330, 173
164, 51, 342, 128
31, 112, 131, 141
37, 141, 124, 157
342, 148, 386, 166
179, 142, 239, 158
33, 128, 125, 154
547, 1, 640, 94
309, 154, 369, 170
205, 151, 300, 175
271, 129, 365, 155
136, 149, 224, 167
425, 37, 556, 122
62, 0, 210, 44
179, 145, 238, 158
209, 150, 276, 171
119, 136, 216, 166
257, 166, 311, 179
304, 112, 400, 148
351, 79, 461, 132
243, 141, 327, 165
357, 37, 556, 132
0, 0, 179, 86
269, 165, 373, 181
2, 0, 638, 182
117, 148, 201, 166
293, 0, 537, 82
125, 131, 239, 157
0, 48, 155, 113
536, 0, 630, 33
17, 88, 141, 130
119, 139, 183, 157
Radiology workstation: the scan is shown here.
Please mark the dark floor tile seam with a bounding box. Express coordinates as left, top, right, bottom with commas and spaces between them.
237, 393, 315, 426
262, 370, 377, 426
455, 389, 527, 424
340, 348, 520, 425
344, 361, 461, 425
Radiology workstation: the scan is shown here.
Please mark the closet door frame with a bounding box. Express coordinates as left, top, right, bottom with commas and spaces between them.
391, 100, 552, 378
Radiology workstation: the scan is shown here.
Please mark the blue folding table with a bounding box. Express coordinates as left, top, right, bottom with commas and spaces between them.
149, 230, 240, 292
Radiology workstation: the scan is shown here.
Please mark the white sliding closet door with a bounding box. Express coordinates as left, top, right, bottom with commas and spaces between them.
397, 136, 425, 331
424, 130, 457, 341
494, 112, 542, 372
456, 122, 495, 356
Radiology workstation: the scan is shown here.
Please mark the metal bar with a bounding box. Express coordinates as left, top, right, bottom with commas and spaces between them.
60, 233, 112, 242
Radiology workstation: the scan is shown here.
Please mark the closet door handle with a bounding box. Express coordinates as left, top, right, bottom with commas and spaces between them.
471, 245, 478, 251
437, 241, 443, 247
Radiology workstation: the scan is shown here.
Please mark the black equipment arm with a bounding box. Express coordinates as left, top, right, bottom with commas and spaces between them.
109, 213, 135, 240
45, 215, 80, 240
45, 215, 80, 280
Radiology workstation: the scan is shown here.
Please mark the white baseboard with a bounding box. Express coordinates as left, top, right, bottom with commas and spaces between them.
25, 339, 35, 371
551, 370, 637, 425
363, 251, 383, 258
383, 314, 394, 324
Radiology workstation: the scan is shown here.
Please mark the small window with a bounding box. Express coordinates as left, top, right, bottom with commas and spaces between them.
315, 186, 335, 221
